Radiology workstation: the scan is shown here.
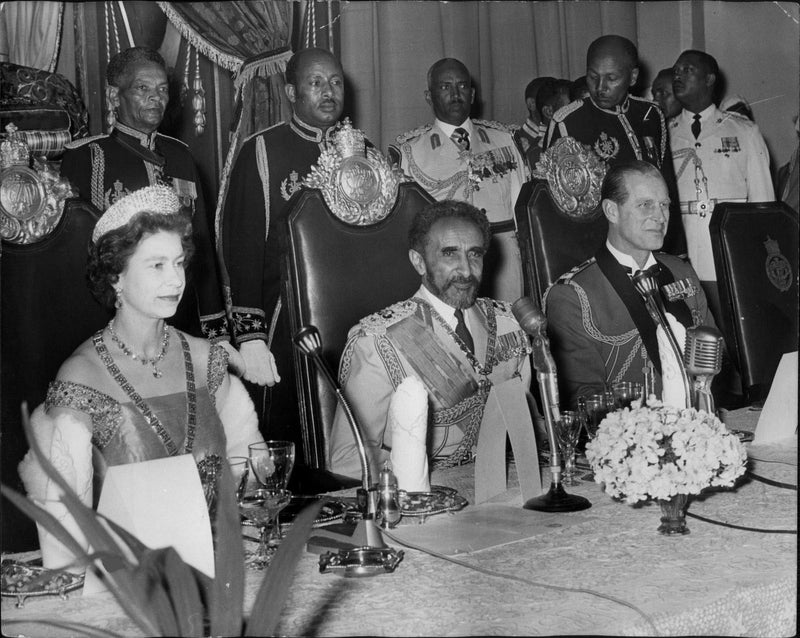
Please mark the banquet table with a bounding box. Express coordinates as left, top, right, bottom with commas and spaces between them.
2, 408, 796, 637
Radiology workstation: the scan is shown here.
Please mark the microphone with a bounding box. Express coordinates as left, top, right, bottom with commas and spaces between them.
683, 325, 723, 414
293, 325, 376, 516
512, 297, 591, 513
632, 270, 693, 409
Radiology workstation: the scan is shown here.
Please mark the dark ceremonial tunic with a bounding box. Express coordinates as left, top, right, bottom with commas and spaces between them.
329, 290, 533, 479
513, 118, 547, 173
219, 115, 334, 443
545, 96, 686, 254
60, 122, 228, 341
543, 246, 714, 408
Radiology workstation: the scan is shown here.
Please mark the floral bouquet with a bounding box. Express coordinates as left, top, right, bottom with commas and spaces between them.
585, 399, 748, 506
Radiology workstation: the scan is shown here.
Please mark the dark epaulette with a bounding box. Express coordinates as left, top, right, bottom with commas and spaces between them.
551, 99, 583, 123
64, 134, 107, 150
474, 119, 514, 134
395, 124, 432, 145
155, 132, 189, 148
241, 121, 285, 146
357, 299, 418, 336
554, 257, 596, 284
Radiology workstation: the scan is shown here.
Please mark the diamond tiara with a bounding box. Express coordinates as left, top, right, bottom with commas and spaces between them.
92, 185, 181, 243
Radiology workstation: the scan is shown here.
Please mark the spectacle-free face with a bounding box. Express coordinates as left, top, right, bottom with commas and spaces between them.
409, 217, 485, 309
605, 172, 670, 264
672, 53, 714, 105
426, 62, 475, 127
116, 230, 186, 321
286, 52, 344, 130
586, 54, 638, 111
651, 75, 681, 119
109, 62, 169, 134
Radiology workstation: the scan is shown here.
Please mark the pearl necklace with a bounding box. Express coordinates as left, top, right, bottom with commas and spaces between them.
107, 319, 170, 378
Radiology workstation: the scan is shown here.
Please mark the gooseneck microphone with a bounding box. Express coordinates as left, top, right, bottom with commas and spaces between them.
632, 270, 693, 409
683, 325, 724, 414
293, 326, 375, 516
512, 297, 591, 513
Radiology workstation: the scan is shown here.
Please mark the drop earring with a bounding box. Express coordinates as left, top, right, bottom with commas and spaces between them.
115, 288, 123, 309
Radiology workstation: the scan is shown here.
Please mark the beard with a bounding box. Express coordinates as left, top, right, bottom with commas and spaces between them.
425, 273, 480, 309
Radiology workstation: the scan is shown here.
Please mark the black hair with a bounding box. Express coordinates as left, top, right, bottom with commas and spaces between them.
88, 210, 194, 309
409, 200, 491, 253
676, 49, 719, 79
601, 160, 663, 205
106, 47, 166, 87
285, 47, 341, 86
535, 78, 571, 118
587, 35, 639, 70
524, 76, 555, 101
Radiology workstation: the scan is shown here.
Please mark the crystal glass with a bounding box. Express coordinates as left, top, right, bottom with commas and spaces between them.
227, 456, 250, 501
580, 393, 609, 441
555, 410, 582, 486
248, 440, 295, 491
239, 488, 292, 569
611, 381, 644, 410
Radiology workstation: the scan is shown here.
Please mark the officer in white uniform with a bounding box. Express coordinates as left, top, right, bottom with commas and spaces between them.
670, 50, 774, 288
389, 58, 529, 303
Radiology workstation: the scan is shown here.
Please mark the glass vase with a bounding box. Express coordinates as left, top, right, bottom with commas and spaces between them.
657, 493, 690, 535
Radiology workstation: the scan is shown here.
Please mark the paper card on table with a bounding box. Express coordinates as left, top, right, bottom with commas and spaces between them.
475, 378, 541, 504
389, 504, 592, 555
83, 454, 213, 596
754, 351, 798, 444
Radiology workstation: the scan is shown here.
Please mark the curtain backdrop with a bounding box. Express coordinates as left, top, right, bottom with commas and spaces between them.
0, 1, 64, 72
339, 1, 638, 152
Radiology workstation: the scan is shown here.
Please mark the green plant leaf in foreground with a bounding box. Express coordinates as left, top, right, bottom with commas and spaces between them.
245, 500, 325, 637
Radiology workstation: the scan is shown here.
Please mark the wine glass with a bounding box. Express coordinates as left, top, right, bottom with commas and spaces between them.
227, 456, 250, 501
238, 487, 292, 569
555, 410, 582, 486
611, 381, 643, 410
580, 393, 609, 442
248, 441, 296, 490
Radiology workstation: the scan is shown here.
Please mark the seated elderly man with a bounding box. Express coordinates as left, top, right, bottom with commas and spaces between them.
544, 161, 717, 409
328, 200, 537, 479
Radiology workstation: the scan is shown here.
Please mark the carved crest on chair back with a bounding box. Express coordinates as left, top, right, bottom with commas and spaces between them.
303, 118, 406, 226
532, 136, 606, 221
1, 123, 74, 244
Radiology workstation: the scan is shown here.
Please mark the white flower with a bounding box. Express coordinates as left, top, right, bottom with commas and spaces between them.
586, 400, 747, 505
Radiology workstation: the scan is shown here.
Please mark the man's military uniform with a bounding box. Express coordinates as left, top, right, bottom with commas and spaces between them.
218, 114, 334, 442
543, 245, 714, 408
670, 105, 774, 282
60, 122, 227, 340
329, 289, 534, 479
389, 119, 529, 303
513, 118, 547, 173
546, 96, 685, 254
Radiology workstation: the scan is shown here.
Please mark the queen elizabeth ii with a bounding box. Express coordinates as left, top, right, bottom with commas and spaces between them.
19, 185, 262, 570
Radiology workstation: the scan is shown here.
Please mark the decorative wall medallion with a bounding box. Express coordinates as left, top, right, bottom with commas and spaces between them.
533, 137, 607, 221
764, 236, 793, 292
304, 118, 404, 226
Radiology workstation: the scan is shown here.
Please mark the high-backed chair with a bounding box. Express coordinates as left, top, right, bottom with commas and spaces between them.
709, 201, 799, 404
1, 197, 111, 551
283, 182, 434, 469
515, 179, 608, 303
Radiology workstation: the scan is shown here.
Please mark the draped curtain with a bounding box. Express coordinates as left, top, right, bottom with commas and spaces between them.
0, 1, 64, 72
339, 1, 638, 152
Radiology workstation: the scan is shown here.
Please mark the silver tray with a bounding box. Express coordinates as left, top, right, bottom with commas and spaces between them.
398, 485, 468, 517
1, 560, 84, 608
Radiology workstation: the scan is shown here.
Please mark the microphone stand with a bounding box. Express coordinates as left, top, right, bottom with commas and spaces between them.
293, 326, 402, 576
512, 298, 591, 513
684, 325, 724, 414
632, 272, 693, 409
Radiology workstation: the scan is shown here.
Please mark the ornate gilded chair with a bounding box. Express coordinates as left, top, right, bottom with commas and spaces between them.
709, 201, 799, 404
514, 137, 608, 303
282, 122, 434, 470
1, 131, 110, 549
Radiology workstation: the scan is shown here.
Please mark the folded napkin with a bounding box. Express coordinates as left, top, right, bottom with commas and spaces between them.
389, 376, 430, 492
657, 311, 688, 409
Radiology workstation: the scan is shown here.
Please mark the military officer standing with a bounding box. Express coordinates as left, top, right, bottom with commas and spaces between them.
218, 48, 349, 446
545, 35, 685, 255
389, 58, 529, 303
670, 49, 774, 310
61, 47, 229, 342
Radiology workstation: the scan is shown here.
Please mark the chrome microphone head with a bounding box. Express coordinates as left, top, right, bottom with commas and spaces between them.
632, 270, 659, 298
683, 326, 724, 376
293, 325, 323, 358
512, 296, 547, 335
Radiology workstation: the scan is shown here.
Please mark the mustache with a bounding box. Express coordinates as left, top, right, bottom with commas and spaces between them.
447, 275, 479, 287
